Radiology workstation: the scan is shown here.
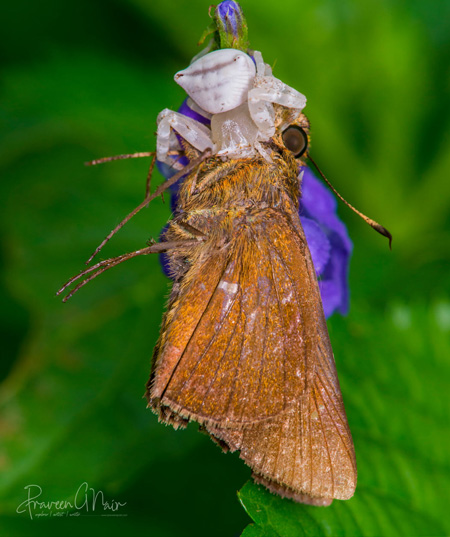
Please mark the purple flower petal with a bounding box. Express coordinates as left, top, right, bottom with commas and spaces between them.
301, 217, 330, 275
177, 99, 211, 126
300, 167, 352, 253
300, 167, 353, 316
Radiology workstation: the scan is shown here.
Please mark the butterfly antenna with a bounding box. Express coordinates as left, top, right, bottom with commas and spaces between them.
308, 155, 392, 249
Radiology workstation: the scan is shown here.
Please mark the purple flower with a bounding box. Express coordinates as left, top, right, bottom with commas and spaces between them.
213, 1, 249, 50
216, 1, 244, 38
299, 167, 352, 317
158, 102, 352, 318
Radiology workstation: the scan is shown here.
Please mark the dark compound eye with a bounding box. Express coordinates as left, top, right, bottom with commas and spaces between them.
282, 125, 308, 158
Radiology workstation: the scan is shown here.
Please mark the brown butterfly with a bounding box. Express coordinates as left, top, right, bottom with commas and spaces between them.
145, 106, 357, 506
58, 97, 392, 505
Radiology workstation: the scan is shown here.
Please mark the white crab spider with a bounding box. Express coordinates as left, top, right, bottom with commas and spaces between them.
156, 48, 306, 168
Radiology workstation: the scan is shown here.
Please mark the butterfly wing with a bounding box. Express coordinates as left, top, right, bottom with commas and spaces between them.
148, 208, 315, 424
205, 302, 357, 503
147, 207, 356, 502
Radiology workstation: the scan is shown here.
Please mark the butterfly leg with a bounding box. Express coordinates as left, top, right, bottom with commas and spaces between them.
57, 239, 203, 302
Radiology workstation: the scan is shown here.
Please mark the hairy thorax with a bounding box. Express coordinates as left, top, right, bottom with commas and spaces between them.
162, 148, 302, 282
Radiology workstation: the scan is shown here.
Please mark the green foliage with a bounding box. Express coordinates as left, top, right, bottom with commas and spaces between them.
0, 1, 449, 536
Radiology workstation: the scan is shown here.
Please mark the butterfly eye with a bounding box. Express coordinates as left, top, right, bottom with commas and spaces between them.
282, 126, 308, 158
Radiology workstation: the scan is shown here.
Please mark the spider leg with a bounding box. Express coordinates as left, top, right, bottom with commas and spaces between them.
84, 149, 212, 265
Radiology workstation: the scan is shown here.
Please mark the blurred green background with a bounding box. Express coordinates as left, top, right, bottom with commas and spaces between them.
1, 0, 449, 536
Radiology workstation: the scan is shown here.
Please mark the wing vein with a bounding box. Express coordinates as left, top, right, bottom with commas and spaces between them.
159, 254, 230, 401
253, 277, 272, 421
267, 237, 308, 375
315, 360, 356, 471
222, 293, 248, 419
315, 347, 353, 433
267, 249, 292, 409
176, 282, 240, 397
198, 296, 243, 414
312, 386, 334, 497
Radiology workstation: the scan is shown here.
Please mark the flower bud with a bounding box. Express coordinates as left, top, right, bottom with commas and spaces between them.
213, 1, 249, 50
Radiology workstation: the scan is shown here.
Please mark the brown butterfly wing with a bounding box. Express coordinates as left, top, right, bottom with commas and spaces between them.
205, 306, 357, 503
201, 212, 356, 502
147, 207, 356, 502
149, 208, 311, 425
